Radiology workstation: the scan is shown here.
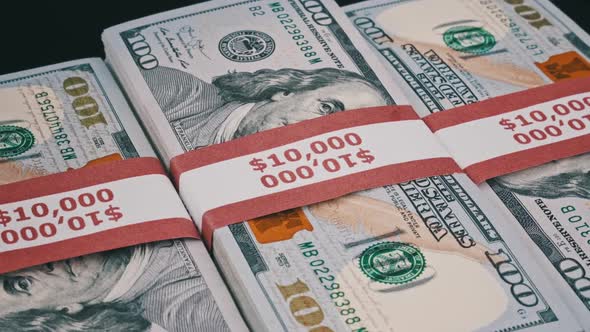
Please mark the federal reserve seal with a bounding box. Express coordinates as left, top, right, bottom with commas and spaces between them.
443, 26, 496, 55
219, 30, 275, 62
0, 125, 35, 158
359, 242, 425, 285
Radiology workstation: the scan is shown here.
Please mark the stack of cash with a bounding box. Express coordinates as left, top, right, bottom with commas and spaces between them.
1, 0, 589, 331
101, 0, 590, 331
102, 0, 409, 163
345, 0, 590, 329
0, 59, 246, 332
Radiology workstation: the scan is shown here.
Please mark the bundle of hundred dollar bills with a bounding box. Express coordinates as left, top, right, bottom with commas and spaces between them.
1, 0, 590, 331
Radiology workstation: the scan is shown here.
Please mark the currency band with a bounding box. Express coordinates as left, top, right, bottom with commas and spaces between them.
0, 157, 198, 274
424, 77, 590, 183
170, 106, 461, 247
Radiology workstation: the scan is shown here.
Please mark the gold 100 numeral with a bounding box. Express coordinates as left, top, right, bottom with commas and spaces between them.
63, 77, 108, 128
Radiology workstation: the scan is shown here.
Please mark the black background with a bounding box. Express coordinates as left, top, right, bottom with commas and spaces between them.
0, 0, 588, 75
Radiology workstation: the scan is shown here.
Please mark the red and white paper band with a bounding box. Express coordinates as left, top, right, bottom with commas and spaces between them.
0, 157, 198, 274
171, 106, 461, 247
425, 77, 590, 183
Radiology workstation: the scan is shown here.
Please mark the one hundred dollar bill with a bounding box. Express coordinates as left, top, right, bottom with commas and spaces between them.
101, 0, 409, 163
345, 0, 590, 116
214, 175, 581, 331
0, 58, 153, 182
483, 154, 590, 331
345, 0, 590, 329
0, 59, 247, 332
103, 0, 590, 331
102, 0, 587, 331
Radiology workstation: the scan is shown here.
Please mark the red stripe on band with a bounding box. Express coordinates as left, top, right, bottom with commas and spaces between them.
0, 218, 199, 274
0, 157, 165, 205
465, 134, 590, 183
424, 77, 590, 132
200, 157, 461, 248
170, 105, 419, 186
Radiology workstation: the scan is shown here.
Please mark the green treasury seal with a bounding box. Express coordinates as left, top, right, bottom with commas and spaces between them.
443, 26, 496, 55
359, 241, 425, 285
0, 125, 35, 158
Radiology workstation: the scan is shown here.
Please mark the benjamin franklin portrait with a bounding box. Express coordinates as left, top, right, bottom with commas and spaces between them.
0, 240, 229, 332
143, 65, 389, 148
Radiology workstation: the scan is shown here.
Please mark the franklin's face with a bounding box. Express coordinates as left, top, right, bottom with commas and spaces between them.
234, 80, 386, 137
498, 153, 590, 190
0, 252, 127, 316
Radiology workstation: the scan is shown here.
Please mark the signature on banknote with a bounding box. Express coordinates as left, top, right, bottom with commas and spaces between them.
178, 26, 210, 60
